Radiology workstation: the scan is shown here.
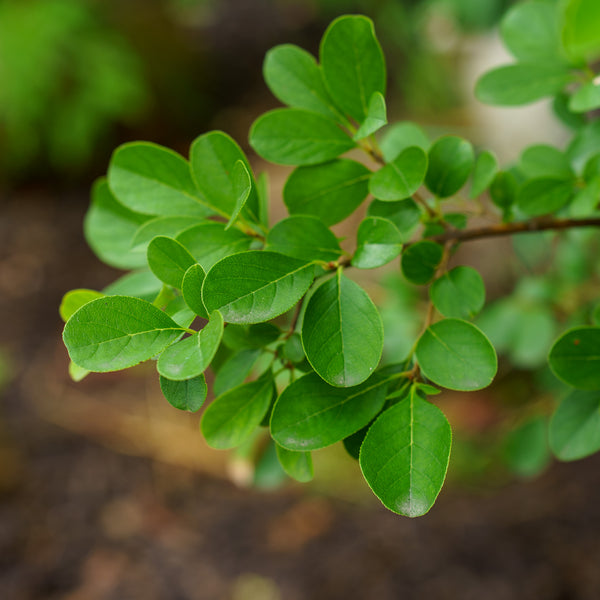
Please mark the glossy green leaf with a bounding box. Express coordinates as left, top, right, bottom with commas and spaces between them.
263, 43, 343, 121
475, 63, 571, 106
359, 394, 452, 517
270, 371, 387, 450
103, 271, 162, 302
63, 296, 184, 372
401, 241, 443, 285
379, 122, 430, 162
84, 178, 150, 269
108, 142, 210, 217
561, 0, 600, 63
302, 271, 383, 387
201, 376, 274, 450
202, 251, 315, 324
164, 296, 195, 329
470, 150, 498, 198
503, 416, 550, 477
425, 136, 474, 198
490, 171, 518, 211
352, 216, 402, 269
283, 158, 371, 225
369, 146, 428, 201
213, 348, 262, 397
430, 266, 485, 319
68, 362, 89, 383
59, 289, 105, 322
147, 236, 197, 289
415, 319, 497, 391
131, 216, 206, 252
249, 108, 355, 166
275, 445, 314, 482
176, 222, 252, 272
320, 15, 386, 123
353, 92, 387, 141
181, 264, 208, 318
569, 81, 600, 113
157, 311, 223, 380
159, 374, 207, 412
549, 326, 600, 389
367, 198, 421, 235
190, 131, 259, 223
519, 144, 573, 179
516, 177, 574, 216
225, 161, 252, 230
266, 215, 342, 263
549, 390, 600, 460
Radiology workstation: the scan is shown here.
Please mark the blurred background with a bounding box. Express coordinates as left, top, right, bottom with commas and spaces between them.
2, 0, 600, 598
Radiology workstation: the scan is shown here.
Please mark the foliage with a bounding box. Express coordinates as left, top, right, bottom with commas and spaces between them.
61, 2, 600, 517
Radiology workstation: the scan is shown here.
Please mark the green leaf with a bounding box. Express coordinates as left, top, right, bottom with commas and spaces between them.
567, 120, 600, 173
59, 289, 105, 322
102, 271, 162, 302
503, 416, 550, 477
263, 43, 343, 122
359, 393, 452, 517
213, 348, 262, 396
63, 296, 184, 372
84, 178, 150, 269
176, 222, 252, 272
181, 264, 208, 318
131, 216, 206, 252
516, 177, 574, 216
475, 63, 572, 106
283, 158, 371, 225
157, 311, 223, 380
501, 0, 564, 63
270, 371, 387, 450
352, 216, 403, 269
425, 136, 474, 198
107, 142, 210, 217
569, 81, 600, 113
201, 376, 274, 449
549, 326, 600, 389
353, 92, 387, 141
519, 144, 574, 179
415, 319, 497, 391
159, 374, 207, 412
190, 131, 259, 223
490, 171, 518, 211
430, 266, 485, 319
549, 390, 600, 460
367, 198, 421, 235
202, 251, 315, 324
379, 122, 430, 163
470, 150, 498, 198
164, 296, 195, 329
561, 0, 600, 63
225, 161, 252, 230
282, 333, 305, 364
222, 323, 281, 350
401, 241, 443, 285
275, 445, 314, 482
302, 271, 383, 387
369, 146, 428, 201
320, 15, 386, 123
266, 215, 342, 263
147, 236, 197, 289
257, 171, 270, 228
249, 108, 355, 166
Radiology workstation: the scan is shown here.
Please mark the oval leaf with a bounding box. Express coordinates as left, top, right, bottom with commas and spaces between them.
549, 326, 600, 389
147, 236, 197, 289
352, 216, 403, 269
401, 241, 443, 285
429, 266, 485, 319
425, 136, 474, 198
369, 146, 428, 201
159, 374, 207, 412
353, 92, 387, 141
182, 264, 208, 318
60, 289, 105, 323
275, 444, 314, 483
516, 177, 574, 216
470, 150, 498, 198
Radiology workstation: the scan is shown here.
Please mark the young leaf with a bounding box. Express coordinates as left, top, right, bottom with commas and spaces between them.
401, 241, 443, 285
367, 198, 421, 235
266, 215, 342, 263
549, 326, 600, 389
475, 63, 572, 106
225, 160, 252, 230
159, 374, 207, 412
283, 159, 371, 225
201, 376, 274, 450
320, 15, 386, 123
425, 136, 474, 198
380, 122, 430, 162
84, 179, 150, 269
302, 271, 384, 387
147, 236, 197, 289
270, 371, 387, 450
108, 142, 210, 217
181, 264, 208, 318
352, 216, 403, 269
549, 390, 600, 460
369, 146, 428, 201
213, 348, 262, 397
249, 108, 355, 166
60, 289, 105, 322
157, 311, 223, 380
569, 81, 600, 113
202, 251, 315, 324
470, 150, 498, 198
176, 222, 252, 272
415, 319, 497, 391
275, 445, 314, 483
63, 296, 184, 372
359, 393, 452, 517
131, 216, 206, 252
353, 92, 387, 141
561, 0, 600, 63
516, 177, 574, 216
263, 43, 343, 122
429, 266, 486, 319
